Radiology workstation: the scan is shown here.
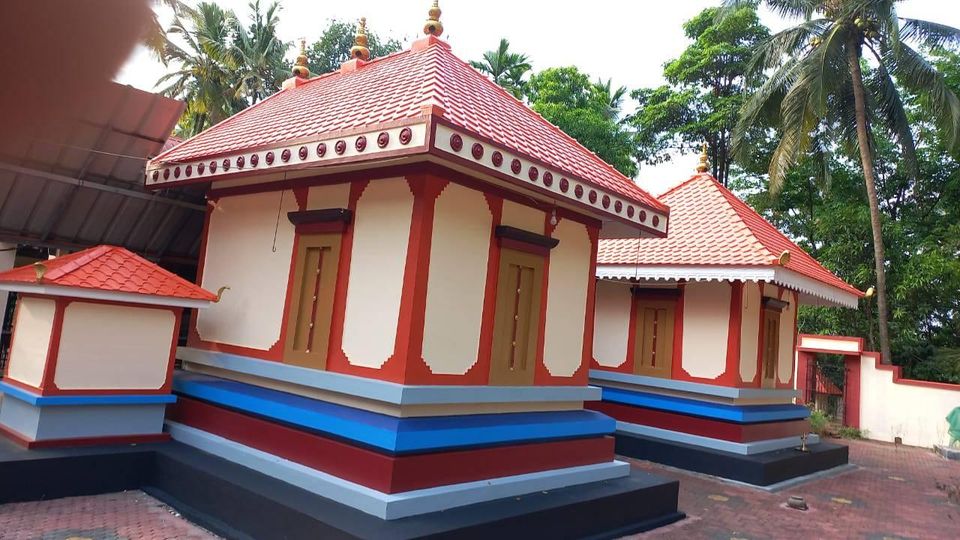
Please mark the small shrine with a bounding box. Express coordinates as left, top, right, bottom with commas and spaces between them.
589, 150, 862, 486
135, 2, 682, 535
0, 245, 216, 448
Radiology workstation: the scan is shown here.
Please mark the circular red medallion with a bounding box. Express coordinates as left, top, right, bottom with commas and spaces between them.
471, 143, 484, 160
222, 158, 231, 171
299, 146, 308, 160
281, 149, 291, 162
627, 205, 634, 218
185, 165, 192, 177
163, 168, 170, 180
236, 156, 244, 168
250, 154, 259, 167
399, 127, 413, 145
559, 178, 569, 192
652, 215, 660, 227
543, 172, 553, 187
316, 143, 327, 157
450, 133, 463, 152
174, 166, 181, 178
528, 166, 539, 181
355, 136, 367, 152
575, 185, 584, 198
510, 159, 522, 174
602, 194, 610, 208
152, 170, 159, 181
209, 161, 217, 173
335, 140, 346, 155
377, 132, 389, 148
265, 151, 275, 165
492, 151, 503, 167
639, 210, 647, 222
614, 200, 622, 213
588, 190, 597, 204
198, 162, 206, 175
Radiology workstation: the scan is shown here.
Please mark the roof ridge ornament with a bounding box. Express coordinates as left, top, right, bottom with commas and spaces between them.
696, 142, 709, 173
350, 17, 371, 61
424, 0, 443, 37
292, 38, 310, 78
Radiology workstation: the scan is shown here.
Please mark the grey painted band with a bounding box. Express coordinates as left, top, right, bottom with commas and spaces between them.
589, 370, 798, 400
166, 421, 629, 520
0, 397, 167, 441
615, 421, 819, 455
180, 347, 601, 405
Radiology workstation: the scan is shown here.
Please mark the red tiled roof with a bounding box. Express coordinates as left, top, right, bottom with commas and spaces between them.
0, 245, 216, 302
598, 174, 862, 296
151, 37, 664, 212
815, 369, 843, 396
160, 135, 183, 154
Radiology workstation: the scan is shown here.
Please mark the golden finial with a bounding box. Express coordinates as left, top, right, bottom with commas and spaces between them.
777, 250, 791, 266
696, 142, 710, 173
423, 0, 443, 37
292, 37, 310, 78
350, 17, 371, 61
33, 261, 46, 283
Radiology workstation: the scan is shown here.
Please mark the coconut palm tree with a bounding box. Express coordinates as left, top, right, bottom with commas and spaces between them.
727, 0, 960, 363
229, 0, 289, 105
156, 2, 242, 135
470, 38, 532, 99
593, 78, 629, 121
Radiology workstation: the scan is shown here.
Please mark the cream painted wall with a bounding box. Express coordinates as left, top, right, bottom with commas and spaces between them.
55, 302, 175, 390
681, 282, 730, 379
501, 200, 545, 234
342, 178, 413, 368
593, 280, 631, 368
6, 297, 56, 387
421, 183, 491, 374
859, 355, 960, 447
777, 290, 797, 384
197, 190, 298, 350
740, 281, 760, 383
307, 182, 350, 210
543, 220, 591, 377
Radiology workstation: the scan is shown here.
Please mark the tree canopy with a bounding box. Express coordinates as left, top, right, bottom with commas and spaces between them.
305, 19, 402, 75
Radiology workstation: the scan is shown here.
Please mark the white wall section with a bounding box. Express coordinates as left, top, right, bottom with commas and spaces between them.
307, 182, 350, 210
6, 296, 56, 387
421, 183, 491, 374
197, 191, 298, 350
342, 178, 413, 368
543, 220, 591, 377
681, 281, 730, 379
778, 290, 797, 384
592, 280, 631, 368
740, 281, 760, 383
500, 200, 545, 234
55, 302, 175, 390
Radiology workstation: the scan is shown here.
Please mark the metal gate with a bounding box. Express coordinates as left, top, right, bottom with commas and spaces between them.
809, 355, 847, 425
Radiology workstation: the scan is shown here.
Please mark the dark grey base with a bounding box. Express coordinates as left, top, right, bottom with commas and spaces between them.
936, 444, 960, 461
0, 438, 684, 539
614, 431, 849, 487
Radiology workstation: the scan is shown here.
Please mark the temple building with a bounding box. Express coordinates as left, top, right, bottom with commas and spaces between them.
589, 153, 863, 486
0, 246, 216, 448
138, 4, 682, 535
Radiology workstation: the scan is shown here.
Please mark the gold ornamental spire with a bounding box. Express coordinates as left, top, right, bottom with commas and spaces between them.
292, 38, 310, 78
350, 17, 371, 61
423, 0, 443, 37
696, 142, 709, 173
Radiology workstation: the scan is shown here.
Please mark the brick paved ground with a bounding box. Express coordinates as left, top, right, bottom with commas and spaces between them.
0, 491, 218, 540
626, 438, 960, 540
0, 439, 956, 539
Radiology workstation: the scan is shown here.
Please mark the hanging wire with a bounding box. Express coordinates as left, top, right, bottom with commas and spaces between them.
272, 187, 285, 253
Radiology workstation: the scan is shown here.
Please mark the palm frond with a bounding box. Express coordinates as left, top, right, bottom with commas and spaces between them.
865, 58, 918, 178
887, 42, 960, 150
747, 18, 830, 73
900, 18, 960, 49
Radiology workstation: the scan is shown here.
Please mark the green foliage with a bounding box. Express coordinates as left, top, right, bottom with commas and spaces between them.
629, 6, 770, 185
526, 67, 638, 177
808, 409, 829, 435
837, 425, 865, 439
305, 19, 402, 75
469, 39, 531, 99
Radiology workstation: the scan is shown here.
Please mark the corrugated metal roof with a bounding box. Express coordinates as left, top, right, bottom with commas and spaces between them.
0, 82, 203, 263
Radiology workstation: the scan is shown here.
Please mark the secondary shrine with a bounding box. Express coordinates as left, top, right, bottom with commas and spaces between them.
139, 3, 683, 535
588, 151, 863, 485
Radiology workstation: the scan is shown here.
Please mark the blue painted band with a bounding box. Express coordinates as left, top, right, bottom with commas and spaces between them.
600, 387, 809, 423
173, 372, 615, 453
0, 381, 177, 406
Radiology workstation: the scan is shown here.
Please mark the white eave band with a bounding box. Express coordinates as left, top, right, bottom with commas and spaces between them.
0, 282, 213, 309
596, 265, 860, 309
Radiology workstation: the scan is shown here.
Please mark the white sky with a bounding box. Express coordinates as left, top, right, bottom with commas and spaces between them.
116, 0, 960, 194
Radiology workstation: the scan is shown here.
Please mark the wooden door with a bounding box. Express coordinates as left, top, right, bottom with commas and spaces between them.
489, 249, 543, 386
761, 309, 780, 388
284, 233, 341, 369
633, 299, 675, 378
